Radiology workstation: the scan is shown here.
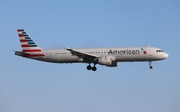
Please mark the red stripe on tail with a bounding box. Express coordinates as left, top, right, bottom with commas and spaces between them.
24, 54, 45, 57
21, 44, 30, 47
17, 29, 22, 32
20, 39, 27, 42
22, 49, 42, 52
18, 34, 24, 37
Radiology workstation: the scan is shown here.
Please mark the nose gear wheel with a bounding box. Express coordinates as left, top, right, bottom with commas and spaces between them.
149, 61, 153, 69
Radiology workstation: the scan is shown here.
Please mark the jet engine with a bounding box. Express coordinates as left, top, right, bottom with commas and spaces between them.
98, 56, 117, 67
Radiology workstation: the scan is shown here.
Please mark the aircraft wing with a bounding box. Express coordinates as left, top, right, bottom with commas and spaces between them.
66, 48, 99, 62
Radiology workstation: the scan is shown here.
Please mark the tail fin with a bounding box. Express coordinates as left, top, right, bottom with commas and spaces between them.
16, 29, 44, 57
17, 29, 42, 53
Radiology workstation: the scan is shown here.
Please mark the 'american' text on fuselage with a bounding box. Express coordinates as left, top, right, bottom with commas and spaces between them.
108, 49, 140, 55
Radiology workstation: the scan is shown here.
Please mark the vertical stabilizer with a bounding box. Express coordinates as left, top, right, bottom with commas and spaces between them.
17, 29, 44, 57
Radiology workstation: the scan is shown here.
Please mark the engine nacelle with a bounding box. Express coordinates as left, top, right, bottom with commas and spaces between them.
106, 61, 118, 67
98, 56, 117, 67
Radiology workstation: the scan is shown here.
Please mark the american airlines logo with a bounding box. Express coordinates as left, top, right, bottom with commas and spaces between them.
108, 48, 147, 55
141, 48, 147, 54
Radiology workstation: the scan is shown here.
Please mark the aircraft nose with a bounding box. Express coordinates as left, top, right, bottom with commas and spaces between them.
163, 53, 169, 59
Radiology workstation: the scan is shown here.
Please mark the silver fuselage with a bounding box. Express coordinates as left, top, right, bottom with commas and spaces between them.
19, 47, 168, 64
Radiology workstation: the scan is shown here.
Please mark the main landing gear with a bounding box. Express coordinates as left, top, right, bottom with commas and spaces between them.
149, 61, 153, 69
87, 64, 97, 71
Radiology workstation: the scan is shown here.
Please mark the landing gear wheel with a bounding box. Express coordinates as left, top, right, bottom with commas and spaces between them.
149, 66, 153, 69
87, 65, 92, 70
149, 61, 153, 69
92, 66, 97, 71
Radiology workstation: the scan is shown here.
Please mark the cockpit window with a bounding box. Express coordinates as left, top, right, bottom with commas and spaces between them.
156, 50, 163, 52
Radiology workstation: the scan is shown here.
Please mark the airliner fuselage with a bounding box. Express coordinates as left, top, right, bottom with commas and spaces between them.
35, 47, 167, 63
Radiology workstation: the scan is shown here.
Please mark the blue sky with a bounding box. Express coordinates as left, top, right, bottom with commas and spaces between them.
1, 0, 180, 112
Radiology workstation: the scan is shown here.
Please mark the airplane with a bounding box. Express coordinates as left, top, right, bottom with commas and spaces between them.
15, 29, 169, 71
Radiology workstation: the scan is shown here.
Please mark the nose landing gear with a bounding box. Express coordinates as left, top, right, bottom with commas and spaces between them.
149, 61, 153, 69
